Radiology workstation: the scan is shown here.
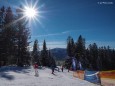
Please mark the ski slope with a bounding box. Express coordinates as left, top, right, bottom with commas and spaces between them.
0, 66, 99, 86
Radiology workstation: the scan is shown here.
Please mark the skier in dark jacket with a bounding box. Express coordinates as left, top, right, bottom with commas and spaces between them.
61, 65, 64, 72
51, 65, 55, 74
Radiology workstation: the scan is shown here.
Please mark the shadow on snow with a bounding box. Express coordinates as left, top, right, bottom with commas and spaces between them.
0, 66, 31, 80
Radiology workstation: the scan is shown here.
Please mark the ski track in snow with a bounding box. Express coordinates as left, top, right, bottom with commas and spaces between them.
0, 66, 99, 86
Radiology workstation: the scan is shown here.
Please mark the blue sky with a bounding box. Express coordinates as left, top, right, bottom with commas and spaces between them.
0, 0, 115, 50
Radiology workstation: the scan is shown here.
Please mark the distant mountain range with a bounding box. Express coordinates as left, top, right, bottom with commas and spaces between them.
30, 48, 67, 60
50, 48, 67, 60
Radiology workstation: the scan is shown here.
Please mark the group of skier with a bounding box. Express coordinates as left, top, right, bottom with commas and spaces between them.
33, 62, 66, 76
51, 65, 65, 74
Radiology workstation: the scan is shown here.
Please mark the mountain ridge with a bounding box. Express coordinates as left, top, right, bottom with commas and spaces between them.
50, 48, 67, 60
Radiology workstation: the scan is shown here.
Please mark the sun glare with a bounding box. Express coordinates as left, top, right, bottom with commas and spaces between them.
24, 7, 37, 18
21, 0, 44, 26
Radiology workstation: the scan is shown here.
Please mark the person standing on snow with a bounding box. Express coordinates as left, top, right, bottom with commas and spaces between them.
51, 65, 55, 74
61, 65, 64, 72
33, 62, 39, 76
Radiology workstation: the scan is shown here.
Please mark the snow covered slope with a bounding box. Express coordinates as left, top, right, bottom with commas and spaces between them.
0, 66, 99, 86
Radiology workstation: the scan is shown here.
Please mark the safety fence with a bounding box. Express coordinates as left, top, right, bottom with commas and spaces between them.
73, 70, 115, 86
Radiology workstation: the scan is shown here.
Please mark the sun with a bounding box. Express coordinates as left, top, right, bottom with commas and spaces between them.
21, 0, 44, 26
24, 6, 37, 18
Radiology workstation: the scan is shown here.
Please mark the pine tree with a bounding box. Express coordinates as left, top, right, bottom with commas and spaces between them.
106, 46, 113, 70
111, 49, 115, 70
0, 6, 30, 66
66, 36, 75, 69
88, 43, 98, 70
4, 7, 16, 65
0, 6, 16, 65
67, 36, 75, 57
32, 39, 40, 65
65, 35, 115, 70
0, 6, 5, 66
98, 47, 103, 70
67, 36, 72, 57
41, 40, 49, 66
85, 48, 91, 69
70, 38, 75, 57
16, 6, 30, 67
75, 35, 86, 69
48, 49, 56, 67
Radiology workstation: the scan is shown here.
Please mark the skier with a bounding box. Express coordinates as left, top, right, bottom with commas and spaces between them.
68, 67, 69, 72
33, 62, 39, 76
66, 64, 70, 72
51, 65, 55, 74
61, 65, 64, 72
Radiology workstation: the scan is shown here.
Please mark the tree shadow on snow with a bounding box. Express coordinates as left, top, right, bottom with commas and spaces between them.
0, 72, 14, 80
0, 66, 31, 80
0, 66, 30, 72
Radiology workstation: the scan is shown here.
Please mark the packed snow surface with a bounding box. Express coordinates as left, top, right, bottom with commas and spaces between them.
0, 66, 99, 86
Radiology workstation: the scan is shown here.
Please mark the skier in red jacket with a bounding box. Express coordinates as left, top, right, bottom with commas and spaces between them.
33, 62, 39, 76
